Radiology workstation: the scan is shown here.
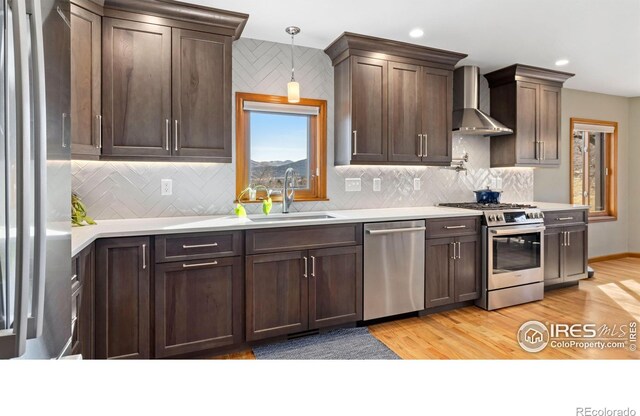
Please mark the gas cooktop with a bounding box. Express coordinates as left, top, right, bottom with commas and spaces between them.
438, 202, 537, 211
439, 202, 544, 227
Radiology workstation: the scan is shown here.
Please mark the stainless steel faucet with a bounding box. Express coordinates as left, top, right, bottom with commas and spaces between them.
282, 167, 295, 213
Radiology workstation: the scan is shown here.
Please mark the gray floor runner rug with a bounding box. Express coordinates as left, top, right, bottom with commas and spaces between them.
252, 327, 400, 360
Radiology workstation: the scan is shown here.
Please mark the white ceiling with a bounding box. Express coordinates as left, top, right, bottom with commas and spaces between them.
188, 0, 640, 97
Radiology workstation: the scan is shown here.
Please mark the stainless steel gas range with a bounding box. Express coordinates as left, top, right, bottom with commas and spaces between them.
439, 203, 546, 310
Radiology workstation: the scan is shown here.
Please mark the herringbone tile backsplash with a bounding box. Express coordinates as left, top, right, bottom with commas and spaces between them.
72, 38, 533, 219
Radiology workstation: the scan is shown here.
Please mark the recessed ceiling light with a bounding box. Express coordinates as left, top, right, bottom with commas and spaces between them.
555, 59, 570, 66
409, 28, 424, 38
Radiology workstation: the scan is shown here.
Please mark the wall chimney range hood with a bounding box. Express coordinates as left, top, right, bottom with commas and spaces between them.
453, 66, 512, 136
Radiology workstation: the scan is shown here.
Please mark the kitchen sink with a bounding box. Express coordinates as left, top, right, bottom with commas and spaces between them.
249, 214, 336, 222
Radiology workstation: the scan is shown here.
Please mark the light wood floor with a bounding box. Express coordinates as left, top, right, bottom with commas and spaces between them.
215, 257, 640, 359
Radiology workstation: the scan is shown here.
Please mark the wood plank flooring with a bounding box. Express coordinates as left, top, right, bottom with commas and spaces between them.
214, 257, 640, 359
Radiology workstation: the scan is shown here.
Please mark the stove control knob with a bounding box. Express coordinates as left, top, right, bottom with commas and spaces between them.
540, 212, 545, 218
499, 215, 504, 221
534, 212, 541, 219
489, 215, 496, 221
526, 213, 532, 219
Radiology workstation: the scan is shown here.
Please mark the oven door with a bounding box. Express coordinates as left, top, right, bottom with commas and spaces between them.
487, 224, 545, 290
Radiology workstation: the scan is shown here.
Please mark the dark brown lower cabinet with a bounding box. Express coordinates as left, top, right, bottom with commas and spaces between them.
543, 227, 563, 285
454, 235, 482, 302
425, 237, 455, 308
95, 237, 151, 359
246, 246, 363, 341
246, 251, 308, 341
71, 244, 95, 358
154, 257, 243, 358
309, 246, 363, 328
425, 234, 480, 308
544, 224, 588, 286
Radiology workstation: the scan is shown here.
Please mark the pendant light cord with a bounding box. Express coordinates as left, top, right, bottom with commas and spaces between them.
290, 33, 295, 82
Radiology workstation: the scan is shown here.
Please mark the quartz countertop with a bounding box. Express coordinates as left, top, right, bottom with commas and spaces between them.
71, 202, 588, 257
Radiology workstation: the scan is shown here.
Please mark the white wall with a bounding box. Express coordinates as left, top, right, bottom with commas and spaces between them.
628, 97, 640, 253
534, 89, 630, 258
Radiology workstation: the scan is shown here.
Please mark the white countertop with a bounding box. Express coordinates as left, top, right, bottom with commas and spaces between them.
71, 202, 588, 257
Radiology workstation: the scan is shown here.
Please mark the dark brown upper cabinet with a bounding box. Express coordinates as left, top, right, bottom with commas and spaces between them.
485, 64, 574, 167
102, 18, 172, 158
172, 29, 232, 160
325, 32, 465, 166
70, 2, 102, 159
86, 0, 247, 162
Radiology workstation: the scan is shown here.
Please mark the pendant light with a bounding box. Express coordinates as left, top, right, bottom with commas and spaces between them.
285, 26, 301, 103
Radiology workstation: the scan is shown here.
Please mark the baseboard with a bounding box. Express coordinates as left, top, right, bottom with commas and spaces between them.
589, 252, 640, 263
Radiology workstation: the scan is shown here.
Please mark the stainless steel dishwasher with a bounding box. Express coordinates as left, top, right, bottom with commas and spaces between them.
364, 220, 425, 320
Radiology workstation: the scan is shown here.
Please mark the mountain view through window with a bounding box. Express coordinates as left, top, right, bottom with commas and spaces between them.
249, 112, 310, 191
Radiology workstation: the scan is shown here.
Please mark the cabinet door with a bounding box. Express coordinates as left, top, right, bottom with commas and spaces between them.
246, 251, 308, 341
95, 237, 151, 359
538, 85, 561, 165
172, 29, 231, 160
77, 244, 95, 359
70, 4, 101, 158
515, 81, 540, 164
351, 56, 387, 162
155, 257, 242, 357
564, 225, 588, 281
102, 18, 171, 158
388, 62, 422, 163
308, 246, 362, 329
425, 237, 455, 308
420, 67, 452, 164
544, 227, 564, 286
454, 235, 481, 302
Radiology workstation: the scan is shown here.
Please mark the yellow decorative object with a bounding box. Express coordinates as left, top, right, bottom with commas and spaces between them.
235, 185, 272, 217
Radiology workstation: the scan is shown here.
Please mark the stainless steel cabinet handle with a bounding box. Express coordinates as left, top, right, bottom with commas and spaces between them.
142, 244, 147, 270
367, 226, 426, 235
165, 119, 170, 151
456, 242, 461, 259
423, 133, 428, 157
303, 257, 308, 278
352, 130, 358, 156
310, 256, 316, 277
174, 120, 179, 151
536, 141, 540, 160
97, 115, 103, 149
567, 231, 571, 246
541, 141, 545, 161
71, 274, 78, 282
182, 242, 218, 249
557, 217, 574, 221
182, 261, 218, 269
444, 225, 467, 230
450, 242, 456, 259
418, 134, 423, 157
61, 112, 68, 148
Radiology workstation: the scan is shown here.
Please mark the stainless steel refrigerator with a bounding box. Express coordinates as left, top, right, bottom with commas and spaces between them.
0, 0, 71, 359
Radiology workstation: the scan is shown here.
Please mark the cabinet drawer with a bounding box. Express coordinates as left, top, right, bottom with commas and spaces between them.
156, 231, 243, 263
246, 223, 362, 255
426, 217, 480, 238
544, 210, 587, 227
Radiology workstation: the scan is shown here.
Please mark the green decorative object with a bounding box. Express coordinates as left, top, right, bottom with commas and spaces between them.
71, 193, 96, 227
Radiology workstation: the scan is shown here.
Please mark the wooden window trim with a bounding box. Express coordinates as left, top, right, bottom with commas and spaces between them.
569, 117, 618, 221
235, 92, 327, 203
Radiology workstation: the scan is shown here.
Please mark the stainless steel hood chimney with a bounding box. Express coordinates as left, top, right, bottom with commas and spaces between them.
452, 66, 512, 136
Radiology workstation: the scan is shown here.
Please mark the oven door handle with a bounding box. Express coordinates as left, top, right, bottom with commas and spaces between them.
489, 225, 546, 236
